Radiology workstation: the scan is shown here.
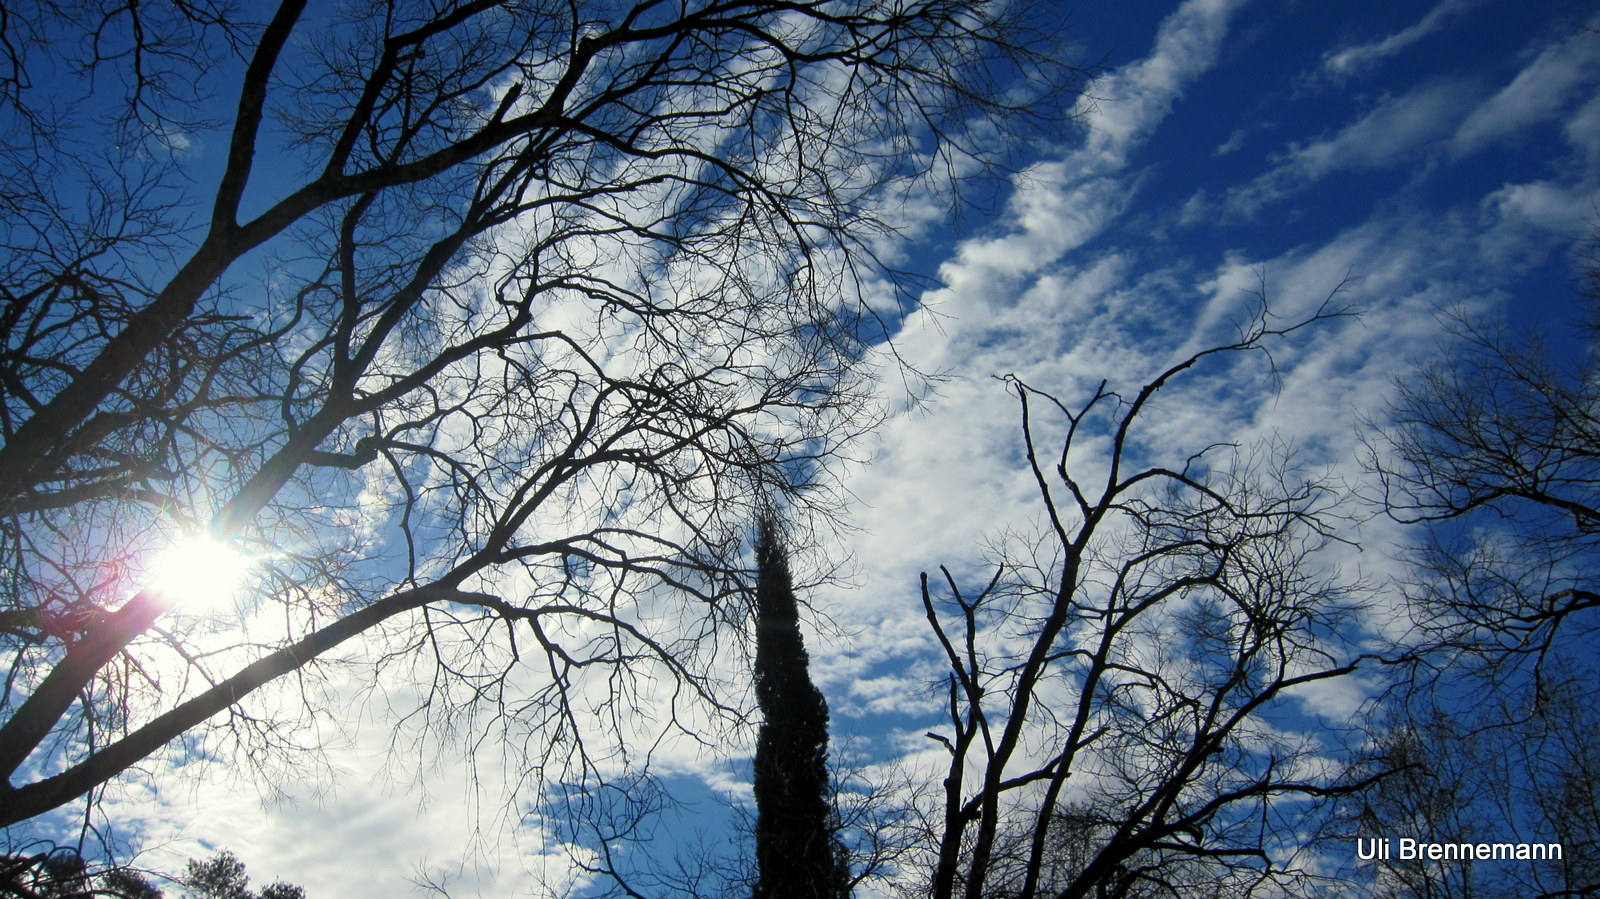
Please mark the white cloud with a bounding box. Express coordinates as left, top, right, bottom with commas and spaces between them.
1221, 79, 1477, 219
1214, 127, 1250, 156
1081, 0, 1253, 167
1453, 23, 1600, 155
1567, 93, 1600, 162
1296, 82, 1474, 174
916, 0, 1251, 327
1484, 179, 1598, 233
1321, 0, 1476, 78
99, 684, 600, 897
1206, 20, 1600, 225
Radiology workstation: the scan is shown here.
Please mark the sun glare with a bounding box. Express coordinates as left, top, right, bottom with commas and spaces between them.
148, 535, 253, 610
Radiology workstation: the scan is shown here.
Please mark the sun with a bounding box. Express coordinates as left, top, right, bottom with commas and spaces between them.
148, 535, 253, 610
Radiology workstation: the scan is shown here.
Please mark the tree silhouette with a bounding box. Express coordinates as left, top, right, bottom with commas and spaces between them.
1353, 230, 1600, 898
752, 519, 848, 899
1366, 293, 1600, 689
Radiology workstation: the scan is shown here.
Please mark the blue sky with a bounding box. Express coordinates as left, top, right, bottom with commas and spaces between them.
87, 1, 1600, 894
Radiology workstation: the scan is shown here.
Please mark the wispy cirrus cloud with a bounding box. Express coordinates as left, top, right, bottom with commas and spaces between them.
1321, 0, 1477, 79
1209, 14, 1600, 225
1452, 21, 1600, 155
1080, 0, 1255, 167
925, 0, 1253, 306
1215, 79, 1478, 220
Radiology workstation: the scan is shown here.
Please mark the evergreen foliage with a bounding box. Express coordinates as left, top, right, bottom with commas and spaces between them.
181, 851, 303, 899
751, 520, 849, 899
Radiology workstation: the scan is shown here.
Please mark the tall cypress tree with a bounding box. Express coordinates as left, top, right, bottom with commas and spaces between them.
752, 519, 849, 899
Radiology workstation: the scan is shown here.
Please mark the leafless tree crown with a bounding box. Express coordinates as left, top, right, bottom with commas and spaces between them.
911, 299, 1377, 899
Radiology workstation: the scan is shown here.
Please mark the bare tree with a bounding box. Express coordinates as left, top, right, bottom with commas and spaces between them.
0, 0, 1079, 846
1342, 674, 1600, 899
1365, 301, 1600, 691
1364, 225, 1600, 689
911, 299, 1378, 899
